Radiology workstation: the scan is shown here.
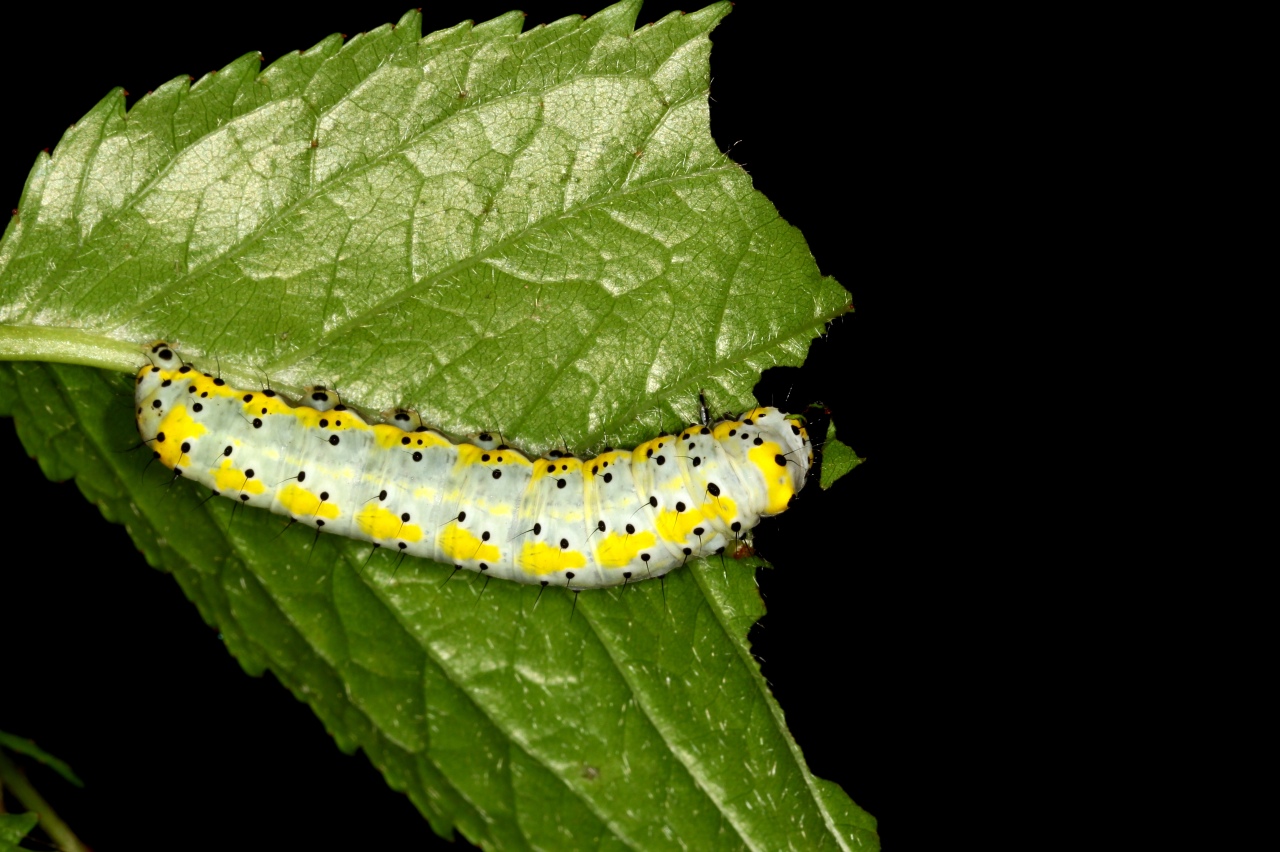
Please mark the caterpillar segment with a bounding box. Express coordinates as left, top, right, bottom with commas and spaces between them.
134, 343, 814, 589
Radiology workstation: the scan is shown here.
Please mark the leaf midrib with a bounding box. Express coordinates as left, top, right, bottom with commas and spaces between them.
687, 564, 853, 852
575, 593, 763, 852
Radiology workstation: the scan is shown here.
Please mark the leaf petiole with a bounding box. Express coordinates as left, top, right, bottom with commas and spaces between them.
0, 748, 89, 852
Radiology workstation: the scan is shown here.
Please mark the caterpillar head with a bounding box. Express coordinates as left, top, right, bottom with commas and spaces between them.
738, 406, 813, 516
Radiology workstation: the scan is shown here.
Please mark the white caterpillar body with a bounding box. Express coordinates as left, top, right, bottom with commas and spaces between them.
134, 344, 813, 589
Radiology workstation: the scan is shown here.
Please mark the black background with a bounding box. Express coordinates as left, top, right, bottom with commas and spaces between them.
1, 3, 931, 849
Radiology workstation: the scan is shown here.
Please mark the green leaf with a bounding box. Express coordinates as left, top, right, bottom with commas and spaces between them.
0, 3, 872, 850
0, 813, 39, 852
0, 731, 84, 788
819, 422, 863, 490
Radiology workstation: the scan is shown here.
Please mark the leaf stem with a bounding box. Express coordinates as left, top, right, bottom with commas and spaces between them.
0, 325, 139, 374
0, 749, 90, 852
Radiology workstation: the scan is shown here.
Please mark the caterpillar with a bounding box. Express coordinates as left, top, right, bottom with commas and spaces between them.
134, 343, 813, 589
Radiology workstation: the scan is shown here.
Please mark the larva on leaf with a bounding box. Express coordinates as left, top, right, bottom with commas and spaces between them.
136, 342, 814, 589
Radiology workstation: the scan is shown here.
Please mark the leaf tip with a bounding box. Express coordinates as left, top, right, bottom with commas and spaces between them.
818, 421, 862, 490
